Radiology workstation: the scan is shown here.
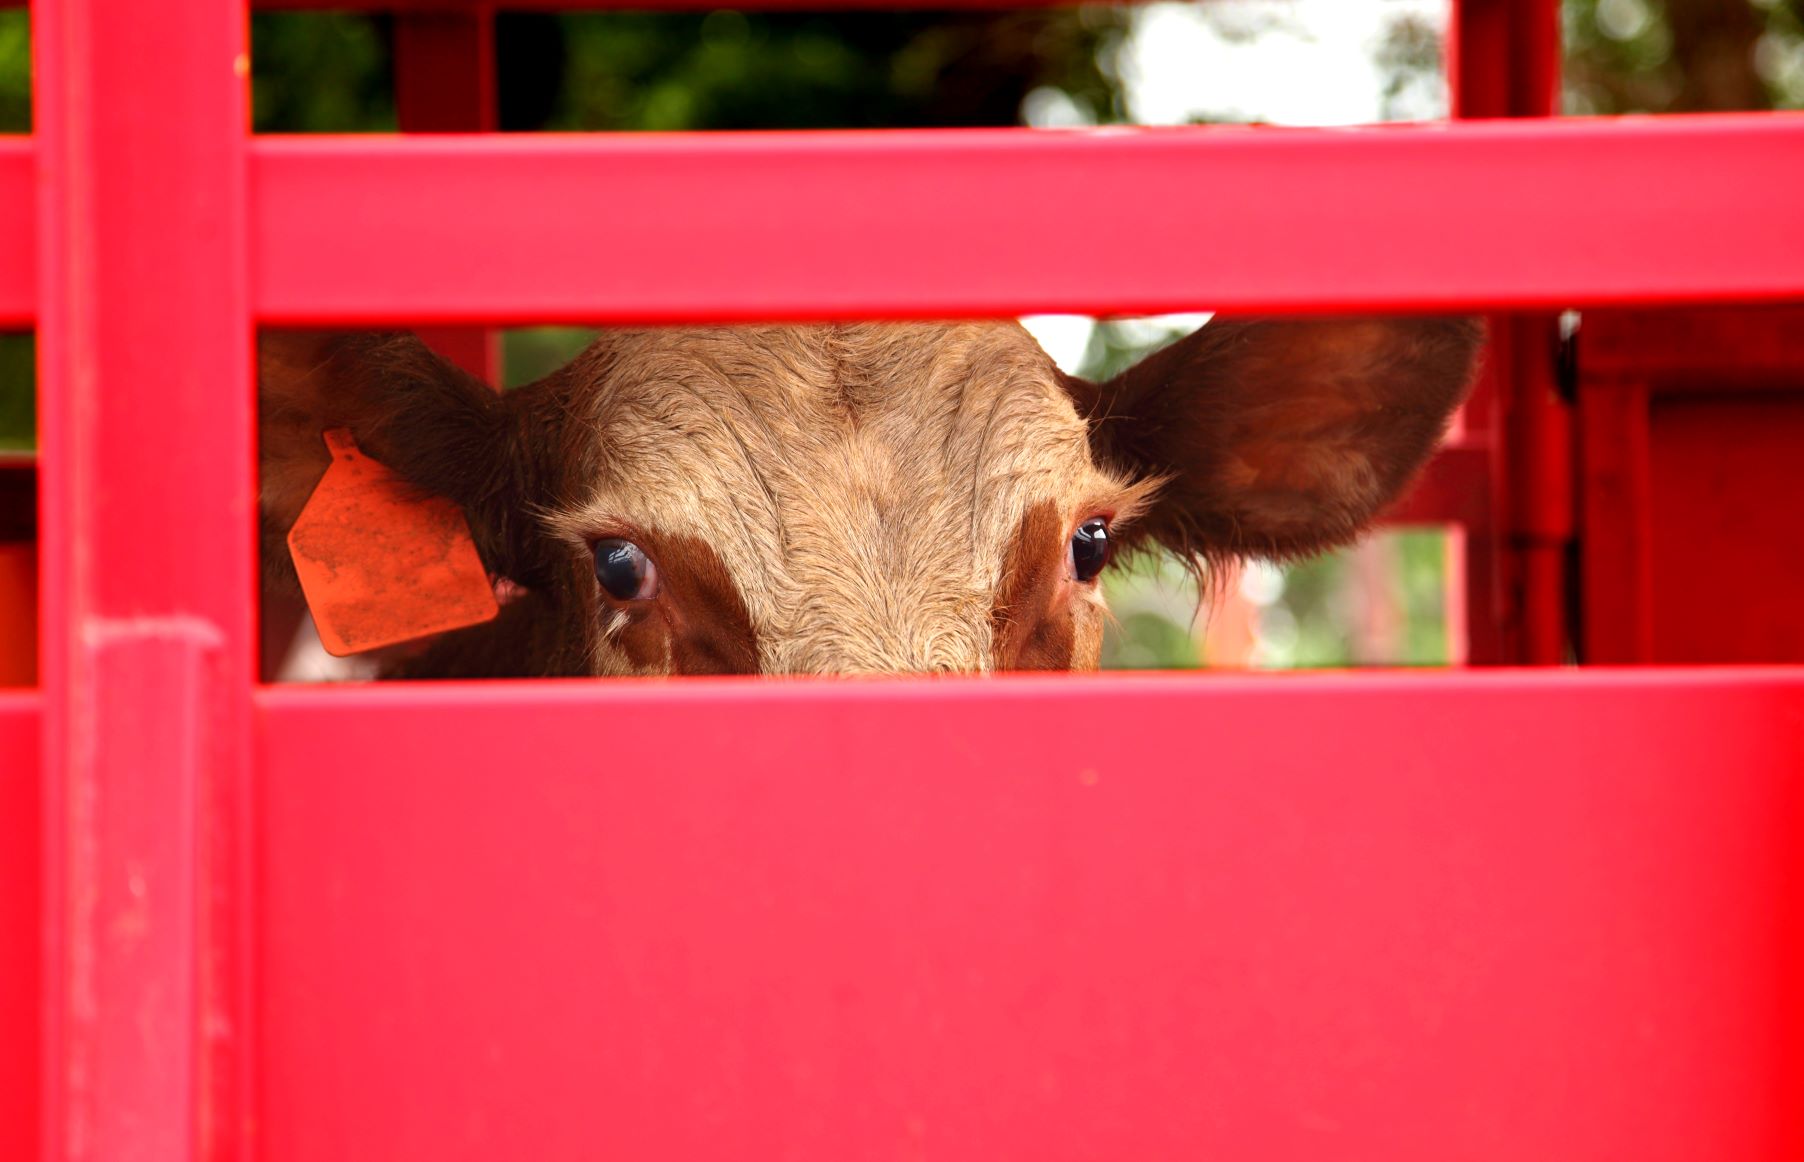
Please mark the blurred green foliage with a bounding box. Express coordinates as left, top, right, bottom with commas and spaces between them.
0, 14, 24, 452
1375, 11, 1446, 120
253, 13, 395, 132
0, 335, 29, 452
550, 9, 1125, 130
503, 326, 597, 388
1098, 513, 1452, 670
0, 10, 26, 133
249, 9, 1123, 133
1100, 554, 1203, 669
1276, 530, 1450, 667
1565, 0, 1803, 111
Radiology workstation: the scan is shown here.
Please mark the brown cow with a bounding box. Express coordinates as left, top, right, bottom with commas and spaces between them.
260, 318, 1481, 677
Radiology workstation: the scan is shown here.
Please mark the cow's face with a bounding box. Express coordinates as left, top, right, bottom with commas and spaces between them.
532, 324, 1157, 676
260, 317, 1482, 678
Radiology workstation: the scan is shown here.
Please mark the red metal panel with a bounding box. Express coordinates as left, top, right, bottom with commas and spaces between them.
1579, 381, 1654, 662
1649, 396, 1804, 662
0, 692, 38, 1162
1382, 439, 1490, 528
0, 139, 31, 326
0, 543, 35, 686
252, 115, 1804, 325
1577, 308, 1804, 664
257, 671, 1804, 1162
1581, 306, 1804, 386
34, 3, 256, 1162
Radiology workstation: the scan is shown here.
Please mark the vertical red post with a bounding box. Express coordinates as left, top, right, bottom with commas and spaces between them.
394, 6, 500, 385
35, 0, 255, 1160
1449, 0, 1562, 122
1449, 0, 1569, 665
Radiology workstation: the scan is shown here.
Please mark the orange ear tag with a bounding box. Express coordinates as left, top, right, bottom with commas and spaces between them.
288, 429, 500, 657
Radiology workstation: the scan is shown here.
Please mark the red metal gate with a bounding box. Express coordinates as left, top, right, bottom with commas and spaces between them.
4, 0, 1804, 1159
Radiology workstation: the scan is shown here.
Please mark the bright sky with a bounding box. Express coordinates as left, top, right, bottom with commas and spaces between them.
1120, 0, 1446, 127
1021, 0, 1448, 371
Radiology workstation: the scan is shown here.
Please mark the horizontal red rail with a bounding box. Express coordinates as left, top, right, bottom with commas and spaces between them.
251, 116, 1804, 323
5, 116, 1804, 326
243, 669, 1804, 1161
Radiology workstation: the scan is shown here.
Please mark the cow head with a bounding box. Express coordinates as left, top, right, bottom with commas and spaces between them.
261, 318, 1481, 677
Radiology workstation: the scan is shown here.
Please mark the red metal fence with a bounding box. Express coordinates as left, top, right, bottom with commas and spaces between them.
5, 0, 1804, 1159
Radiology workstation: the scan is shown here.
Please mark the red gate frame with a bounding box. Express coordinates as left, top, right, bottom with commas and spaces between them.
5, 0, 1804, 1159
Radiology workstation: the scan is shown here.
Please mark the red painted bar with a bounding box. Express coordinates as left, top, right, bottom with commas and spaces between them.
0, 139, 30, 326
257, 670, 1804, 1162
0, 692, 37, 1162
34, 2, 257, 1162
394, 9, 497, 133
1451, 0, 1560, 121
8, 118, 1804, 324
252, 115, 1804, 325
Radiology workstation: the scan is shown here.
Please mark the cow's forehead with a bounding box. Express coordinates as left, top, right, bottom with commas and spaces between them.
562, 321, 1110, 518
583, 320, 1069, 429
536, 321, 1144, 673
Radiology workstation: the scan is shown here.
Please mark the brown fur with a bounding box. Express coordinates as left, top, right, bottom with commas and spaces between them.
260, 317, 1481, 678
592, 530, 760, 676
991, 500, 1081, 671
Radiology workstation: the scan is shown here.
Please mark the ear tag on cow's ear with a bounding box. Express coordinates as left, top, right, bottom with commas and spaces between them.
288, 428, 500, 657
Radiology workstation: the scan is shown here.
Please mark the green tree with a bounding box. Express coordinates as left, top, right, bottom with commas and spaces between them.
1566, 0, 1803, 112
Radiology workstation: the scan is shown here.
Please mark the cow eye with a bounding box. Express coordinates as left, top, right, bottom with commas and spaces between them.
1068, 518, 1111, 583
593, 539, 660, 601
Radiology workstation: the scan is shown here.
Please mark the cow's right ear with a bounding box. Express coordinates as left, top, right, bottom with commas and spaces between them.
258, 330, 559, 650
259, 330, 513, 568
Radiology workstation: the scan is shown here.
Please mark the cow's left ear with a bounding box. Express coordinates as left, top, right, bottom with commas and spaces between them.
1066, 316, 1483, 563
